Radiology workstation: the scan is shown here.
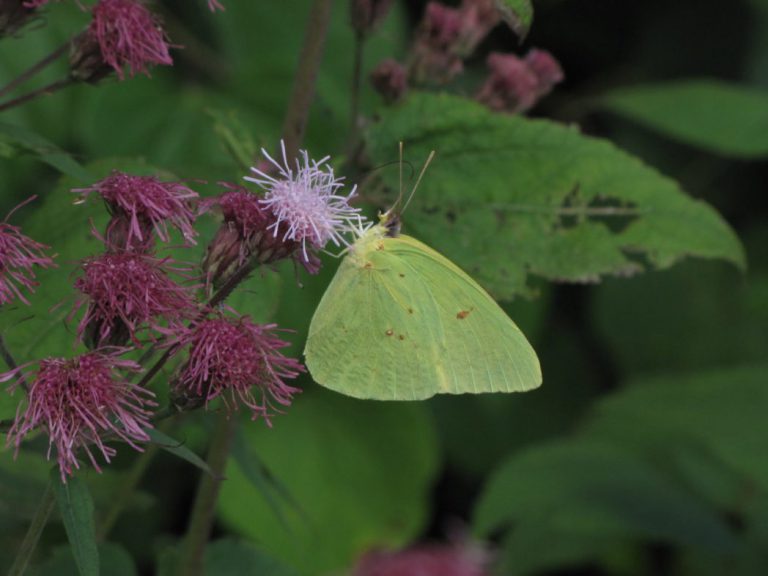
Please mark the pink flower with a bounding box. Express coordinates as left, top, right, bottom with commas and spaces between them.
245, 141, 364, 263
476, 50, 564, 114
2, 349, 156, 482
169, 315, 303, 421
74, 171, 198, 249
22, 0, 55, 7
354, 543, 490, 576
73, 252, 196, 347
88, 0, 173, 79
0, 198, 56, 306
207, 0, 224, 11
410, 2, 464, 83
525, 48, 565, 95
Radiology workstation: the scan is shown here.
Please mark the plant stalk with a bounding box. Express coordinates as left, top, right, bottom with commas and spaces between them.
0, 40, 71, 100
6, 482, 56, 576
280, 0, 334, 162
175, 414, 237, 576
0, 78, 74, 113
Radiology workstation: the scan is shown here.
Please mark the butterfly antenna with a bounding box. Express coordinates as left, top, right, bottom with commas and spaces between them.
401, 150, 436, 215
397, 141, 404, 211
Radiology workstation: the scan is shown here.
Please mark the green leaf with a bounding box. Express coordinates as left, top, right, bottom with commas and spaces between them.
582, 364, 768, 496
36, 544, 136, 576
218, 390, 439, 575
145, 428, 214, 477
51, 471, 99, 576
495, 0, 534, 40
474, 439, 738, 573
600, 80, 768, 158
204, 538, 299, 576
0, 121, 93, 182
230, 426, 302, 530
365, 93, 745, 300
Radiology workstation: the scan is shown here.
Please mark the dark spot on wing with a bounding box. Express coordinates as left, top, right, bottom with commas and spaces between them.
446, 210, 456, 223
385, 329, 394, 336
457, 309, 473, 320
407, 307, 413, 314
398, 334, 405, 340
398, 273, 405, 278
364, 262, 373, 269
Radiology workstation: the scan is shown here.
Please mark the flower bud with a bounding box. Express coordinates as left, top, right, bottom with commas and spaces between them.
370, 58, 408, 103
69, 30, 113, 83
350, 0, 394, 36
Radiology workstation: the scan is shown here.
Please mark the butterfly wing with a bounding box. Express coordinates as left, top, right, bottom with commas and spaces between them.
305, 234, 542, 400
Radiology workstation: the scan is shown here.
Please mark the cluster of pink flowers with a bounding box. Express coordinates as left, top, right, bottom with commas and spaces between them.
2, 143, 362, 480
476, 49, 564, 114
370, 0, 564, 113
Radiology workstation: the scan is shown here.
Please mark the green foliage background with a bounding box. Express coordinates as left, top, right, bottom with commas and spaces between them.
1, 0, 767, 575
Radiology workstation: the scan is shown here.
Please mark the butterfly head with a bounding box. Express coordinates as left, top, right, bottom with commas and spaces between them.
379, 208, 401, 238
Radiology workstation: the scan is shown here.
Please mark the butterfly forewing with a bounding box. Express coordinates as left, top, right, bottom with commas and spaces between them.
305, 231, 542, 400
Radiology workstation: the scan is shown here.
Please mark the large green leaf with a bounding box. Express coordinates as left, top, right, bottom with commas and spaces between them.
600, 80, 768, 158
474, 439, 739, 573
218, 389, 439, 575
52, 471, 99, 576
365, 93, 744, 300
582, 364, 768, 496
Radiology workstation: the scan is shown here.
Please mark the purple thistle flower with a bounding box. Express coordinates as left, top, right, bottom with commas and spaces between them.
73, 252, 196, 347
87, 0, 173, 80
74, 170, 198, 249
245, 141, 363, 263
0, 198, 56, 306
168, 315, 303, 422
1, 349, 156, 482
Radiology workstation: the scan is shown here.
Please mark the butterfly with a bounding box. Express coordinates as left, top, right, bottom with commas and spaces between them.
304, 149, 541, 400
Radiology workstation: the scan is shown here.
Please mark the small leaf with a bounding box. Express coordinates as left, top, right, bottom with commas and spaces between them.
207, 108, 259, 172
37, 544, 136, 576
205, 538, 300, 576
365, 93, 745, 300
51, 470, 99, 576
0, 121, 93, 182
494, 0, 534, 40
146, 427, 214, 477
600, 80, 768, 158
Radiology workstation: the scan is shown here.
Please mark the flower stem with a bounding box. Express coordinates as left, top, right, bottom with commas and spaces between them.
0, 77, 74, 113
280, 0, 334, 162
0, 332, 29, 392
0, 40, 71, 101
348, 31, 365, 149
6, 481, 56, 576
175, 414, 237, 576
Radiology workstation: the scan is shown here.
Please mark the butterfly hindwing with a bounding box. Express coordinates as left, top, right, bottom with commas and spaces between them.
305, 231, 542, 400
